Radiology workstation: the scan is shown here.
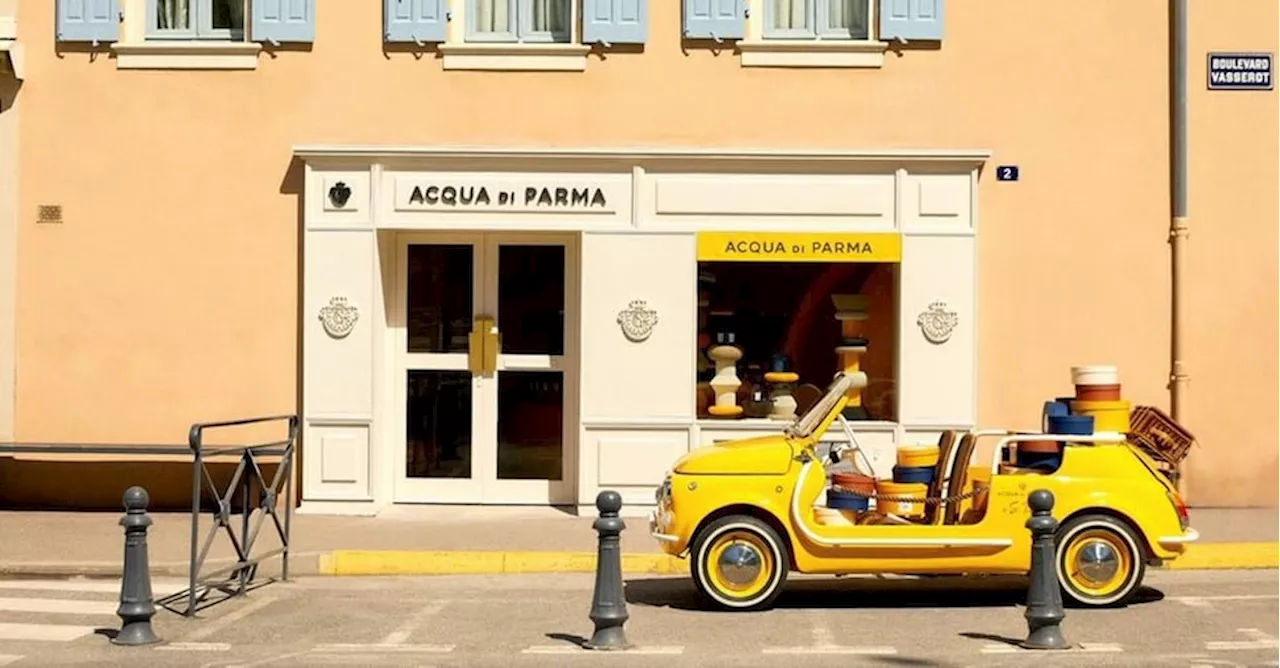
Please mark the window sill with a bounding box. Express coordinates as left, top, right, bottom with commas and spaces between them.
439, 43, 590, 72
737, 40, 888, 68
111, 41, 262, 70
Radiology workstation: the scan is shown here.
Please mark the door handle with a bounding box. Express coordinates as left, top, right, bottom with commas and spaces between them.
469, 316, 499, 376
484, 326, 501, 376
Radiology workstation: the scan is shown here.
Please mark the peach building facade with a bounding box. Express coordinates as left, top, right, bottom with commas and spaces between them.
0, 0, 1275, 514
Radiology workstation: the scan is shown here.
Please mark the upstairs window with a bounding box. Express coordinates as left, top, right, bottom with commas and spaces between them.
150, 0, 246, 40
765, 0, 871, 41
468, 0, 572, 43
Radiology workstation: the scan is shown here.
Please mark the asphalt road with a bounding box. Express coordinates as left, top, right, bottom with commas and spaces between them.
0, 569, 1275, 667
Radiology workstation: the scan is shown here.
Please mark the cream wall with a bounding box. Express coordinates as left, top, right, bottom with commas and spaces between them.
0, 0, 16, 443
1181, 2, 1279, 507
0, 77, 16, 443
9, 0, 1277, 506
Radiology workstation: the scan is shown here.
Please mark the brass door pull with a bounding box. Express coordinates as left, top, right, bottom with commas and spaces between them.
469, 316, 499, 376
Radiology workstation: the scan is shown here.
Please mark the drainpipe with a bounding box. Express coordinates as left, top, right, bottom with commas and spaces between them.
1169, 0, 1189, 491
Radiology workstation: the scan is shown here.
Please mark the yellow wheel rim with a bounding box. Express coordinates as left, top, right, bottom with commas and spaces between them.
705, 530, 775, 600
1063, 528, 1132, 598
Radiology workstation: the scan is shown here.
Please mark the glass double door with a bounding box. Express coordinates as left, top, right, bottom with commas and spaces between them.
396, 232, 573, 504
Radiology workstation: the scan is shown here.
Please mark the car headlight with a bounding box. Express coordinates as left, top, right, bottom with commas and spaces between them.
655, 474, 672, 503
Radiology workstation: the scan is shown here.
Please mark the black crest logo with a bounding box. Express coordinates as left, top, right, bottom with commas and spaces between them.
328, 181, 352, 209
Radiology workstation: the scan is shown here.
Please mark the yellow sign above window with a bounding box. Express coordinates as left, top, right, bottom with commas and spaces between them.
696, 232, 902, 263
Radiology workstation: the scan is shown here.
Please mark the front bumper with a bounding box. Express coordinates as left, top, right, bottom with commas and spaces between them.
649, 476, 682, 551
649, 509, 679, 544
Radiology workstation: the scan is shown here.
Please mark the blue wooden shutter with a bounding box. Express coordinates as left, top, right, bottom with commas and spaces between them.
56, 0, 120, 44
683, 0, 744, 40
253, 0, 316, 44
583, 0, 647, 45
385, 0, 448, 44
879, 0, 944, 41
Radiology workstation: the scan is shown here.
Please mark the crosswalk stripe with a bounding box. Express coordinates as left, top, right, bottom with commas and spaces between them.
0, 580, 188, 595
0, 597, 117, 616
0, 655, 23, 667
0, 623, 98, 642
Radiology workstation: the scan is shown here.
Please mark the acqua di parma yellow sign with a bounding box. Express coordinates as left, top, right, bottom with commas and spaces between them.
696, 232, 902, 263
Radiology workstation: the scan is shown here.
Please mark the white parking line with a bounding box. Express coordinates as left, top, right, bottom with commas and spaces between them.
381, 601, 449, 645
155, 642, 232, 652
1173, 594, 1280, 610
177, 594, 279, 642
1205, 627, 1279, 651
980, 642, 1123, 654
521, 645, 684, 655
761, 646, 898, 655
312, 644, 455, 654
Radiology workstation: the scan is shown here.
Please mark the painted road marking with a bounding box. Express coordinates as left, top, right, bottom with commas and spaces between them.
761, 646, 898, 655
1173, 594, 1279, 609
176, 594, 280, 643
0, 623, 98, 642
980, 642, 1123, 654
155, 642, 232, 652
0, 656, 22, 667
312, 644, 455, 654
759, 610, 898, 655
381, 600, 449, 645
521, 645, 684, 655
1205, 628, 1279, 651
0, 579, 189, 595
0, 596, 116, 616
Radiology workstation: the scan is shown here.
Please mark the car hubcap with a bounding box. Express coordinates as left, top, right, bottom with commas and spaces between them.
717, 543, 763, 587
1064, 528, 1132, 598
705, 530, 775, 599
1074, 539, 1119, 586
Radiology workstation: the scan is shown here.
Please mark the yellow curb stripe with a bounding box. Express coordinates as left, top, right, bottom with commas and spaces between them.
319, 550, 689, 576
1164, 542, 1278, 570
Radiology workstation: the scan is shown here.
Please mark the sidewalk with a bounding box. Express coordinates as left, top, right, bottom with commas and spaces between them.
0, 506, 1274, 578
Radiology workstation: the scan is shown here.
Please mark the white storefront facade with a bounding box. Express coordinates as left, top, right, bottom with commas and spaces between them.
297, 146, 988, 517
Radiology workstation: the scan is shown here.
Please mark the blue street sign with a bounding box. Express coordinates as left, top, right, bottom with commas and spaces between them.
996, 165, 1020, 182
1207, 52, 1273, 90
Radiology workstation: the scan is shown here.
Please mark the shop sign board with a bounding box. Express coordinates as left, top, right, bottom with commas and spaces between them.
696, 232, 902, 263
394, 175, 621, 213
1207, 52, 1273, 90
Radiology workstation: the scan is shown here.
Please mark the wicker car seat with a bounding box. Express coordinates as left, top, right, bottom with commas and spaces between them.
942, 433, 980, 526
922, 430, 959, 525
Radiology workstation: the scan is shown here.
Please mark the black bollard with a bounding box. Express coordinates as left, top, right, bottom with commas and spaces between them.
1021, 489, 1069, 650
113, 486, 160, 646
584, 490, 632, 651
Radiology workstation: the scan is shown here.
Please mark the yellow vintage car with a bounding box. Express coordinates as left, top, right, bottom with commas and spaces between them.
649, 372, 1199, 611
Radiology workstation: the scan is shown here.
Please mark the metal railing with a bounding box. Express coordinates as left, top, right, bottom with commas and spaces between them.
161, 414, 299, 617
0, 413, 299, 618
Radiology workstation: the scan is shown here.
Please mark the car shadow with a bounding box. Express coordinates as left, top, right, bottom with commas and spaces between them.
624, 575, 1166, 612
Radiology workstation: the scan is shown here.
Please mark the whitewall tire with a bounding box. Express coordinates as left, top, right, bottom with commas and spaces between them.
1055, 514, 1146, 607
690, 515, 789, 612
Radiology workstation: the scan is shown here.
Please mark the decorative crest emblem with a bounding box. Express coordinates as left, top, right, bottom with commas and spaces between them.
328, 181, 352, 209
617, 299, 658, 343
917, 300, 958, 344
319, 296, 360, 339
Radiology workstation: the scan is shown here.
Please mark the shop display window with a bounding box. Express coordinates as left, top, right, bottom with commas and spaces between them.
695, 261, 898, 423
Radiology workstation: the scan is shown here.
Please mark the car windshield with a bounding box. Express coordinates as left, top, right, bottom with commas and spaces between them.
784, 372, 855, 439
